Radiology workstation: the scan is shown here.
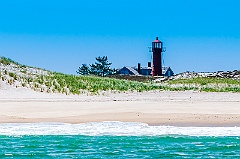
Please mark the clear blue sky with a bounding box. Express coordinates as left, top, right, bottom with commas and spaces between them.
0, 0, 240, 74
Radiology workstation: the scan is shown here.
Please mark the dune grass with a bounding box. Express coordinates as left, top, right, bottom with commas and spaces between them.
168, 77, 240, 85
44, 72, 160, 94
165, 77, 240, 92
1, 56, 240, 94
27, 73, 240, 94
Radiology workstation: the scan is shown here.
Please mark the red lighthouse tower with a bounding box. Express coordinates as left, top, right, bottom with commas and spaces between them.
152, 37, 164, 76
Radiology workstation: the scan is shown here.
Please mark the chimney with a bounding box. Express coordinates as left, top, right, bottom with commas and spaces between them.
138, 63, 141, 74
148, 62, 151, 67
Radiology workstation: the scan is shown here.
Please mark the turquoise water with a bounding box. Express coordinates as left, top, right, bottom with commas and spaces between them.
0, 122, 240, 158
1, 135, 239, 158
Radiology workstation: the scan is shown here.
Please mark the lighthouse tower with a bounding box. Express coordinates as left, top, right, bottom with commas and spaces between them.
152, 37, 164, 76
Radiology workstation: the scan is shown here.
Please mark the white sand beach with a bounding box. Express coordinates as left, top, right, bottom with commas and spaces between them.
1, 80, 240, 126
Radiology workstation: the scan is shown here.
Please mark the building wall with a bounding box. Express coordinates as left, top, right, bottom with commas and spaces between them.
141, 69, 151, 76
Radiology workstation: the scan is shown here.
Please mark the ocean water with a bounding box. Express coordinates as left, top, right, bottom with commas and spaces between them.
0, 122, 239, 158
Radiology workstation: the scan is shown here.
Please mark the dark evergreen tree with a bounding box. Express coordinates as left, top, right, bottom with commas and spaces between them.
77, 56, 116, 76
76, 64, 90, 75
90, 56, 115, 77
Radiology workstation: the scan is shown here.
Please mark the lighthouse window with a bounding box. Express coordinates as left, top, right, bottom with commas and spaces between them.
154, 43, 161, 48
158, 43, 161, 48
153, 42, 162, 48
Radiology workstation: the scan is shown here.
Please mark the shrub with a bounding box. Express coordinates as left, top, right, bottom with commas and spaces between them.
0, 57, 19, 65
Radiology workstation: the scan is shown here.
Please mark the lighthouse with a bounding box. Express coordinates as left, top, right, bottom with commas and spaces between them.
151, 37, 164, 76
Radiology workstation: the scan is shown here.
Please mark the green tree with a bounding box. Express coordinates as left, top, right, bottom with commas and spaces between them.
76, 64, 90, 75
77, 56, 116, 76
90, 56, 116, 77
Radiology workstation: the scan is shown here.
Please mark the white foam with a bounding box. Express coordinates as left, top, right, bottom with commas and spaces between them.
0, 122, 239, 136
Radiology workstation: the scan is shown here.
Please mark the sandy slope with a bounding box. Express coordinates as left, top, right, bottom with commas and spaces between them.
1, 80, 240, 126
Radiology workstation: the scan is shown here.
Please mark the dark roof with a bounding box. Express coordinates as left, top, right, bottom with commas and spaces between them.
125, 66, 140, 75
119, 66, 140, 75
